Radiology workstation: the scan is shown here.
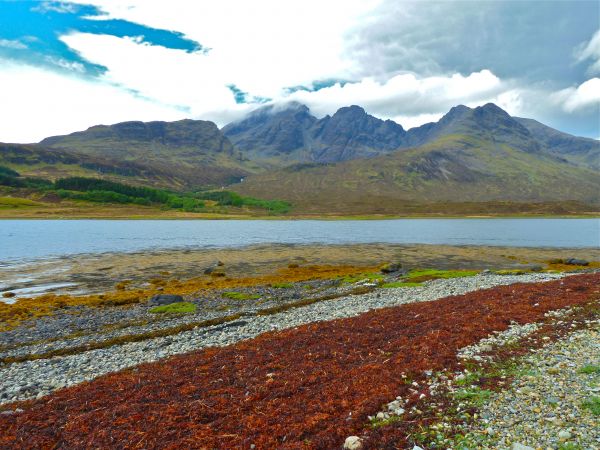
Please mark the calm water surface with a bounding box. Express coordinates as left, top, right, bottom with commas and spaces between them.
1, 219, 598, 262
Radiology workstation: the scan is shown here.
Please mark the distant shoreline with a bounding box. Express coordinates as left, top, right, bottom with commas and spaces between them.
2, 242, 599, 301
1, 212, 599, 220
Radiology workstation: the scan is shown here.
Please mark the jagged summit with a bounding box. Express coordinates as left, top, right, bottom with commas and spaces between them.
6, 101, 596, 197
223, 102, 407, 162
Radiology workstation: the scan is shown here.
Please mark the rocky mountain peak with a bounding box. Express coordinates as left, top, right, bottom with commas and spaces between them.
332, 105, 367, 118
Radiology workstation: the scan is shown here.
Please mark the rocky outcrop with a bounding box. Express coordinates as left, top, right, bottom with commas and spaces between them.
223, 102, 406, 163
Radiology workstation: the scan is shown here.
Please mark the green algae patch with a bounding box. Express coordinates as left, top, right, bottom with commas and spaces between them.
341, 272, 385, 284
405, 269, 479, 282
222, 292, 261, 300
381, 281, 423, 288
149, 302, 197, 314
271, 283, 294, 288
408, 269, 479, 279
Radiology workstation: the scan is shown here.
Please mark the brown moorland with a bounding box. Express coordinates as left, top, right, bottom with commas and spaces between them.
0, 273, 598, 449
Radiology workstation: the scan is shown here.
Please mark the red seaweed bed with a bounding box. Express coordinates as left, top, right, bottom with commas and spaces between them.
1, 274, 598, 449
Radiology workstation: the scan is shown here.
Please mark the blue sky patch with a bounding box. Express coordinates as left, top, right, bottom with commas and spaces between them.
285, 79, 350, 94
227, 84, 270, 105
0, 1, 203, 76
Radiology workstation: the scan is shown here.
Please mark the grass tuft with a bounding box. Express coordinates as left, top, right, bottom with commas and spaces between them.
578, 364, 600, 374
271, 283, 294, 289
452, 387, 493, 407
368, 415, 402, 429
582, 396, 600, 416
222, 292, 261, 300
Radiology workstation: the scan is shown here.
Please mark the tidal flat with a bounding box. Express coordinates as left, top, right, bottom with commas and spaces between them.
2, 243, 600, 300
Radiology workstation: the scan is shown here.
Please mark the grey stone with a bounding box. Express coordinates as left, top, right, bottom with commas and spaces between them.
511, 443, 535, 450
343, 436, 363, 450
149, 294, 184, 306
558, 430, 572, 440
565, 258, 589, 266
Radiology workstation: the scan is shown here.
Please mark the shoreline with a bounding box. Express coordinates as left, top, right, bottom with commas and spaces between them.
2, 243, 600, 301
1, 272, 598, 448
1, 213, 600, 220
0, 272, 575, 403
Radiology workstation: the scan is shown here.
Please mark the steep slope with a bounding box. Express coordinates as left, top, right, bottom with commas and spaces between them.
37, 119, 258, 188
0, 143, 162, 182
514, 117, 600, 170
404, 103, 541, 154
223, 102, 562, 165
223, 103, 406, 163
221, 102, 317, 162
310, 105, 406, 162
232, 133, 600, 214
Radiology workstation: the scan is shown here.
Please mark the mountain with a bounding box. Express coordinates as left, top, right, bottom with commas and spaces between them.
222, 102, 406, 163
30, 119, 260, 188
2, 102, 598, 215
404, 103, 541, 154
221, 102, 317, 162
310, 105, 406, 162
223, 102, 579, 165
232, 104, 600, 214
514, 117, 600, 170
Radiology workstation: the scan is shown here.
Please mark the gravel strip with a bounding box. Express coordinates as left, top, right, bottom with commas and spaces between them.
0, 280, 342, 350
476, 324, 600, 449
0, 282, 348, 360
0, 273, 566, 405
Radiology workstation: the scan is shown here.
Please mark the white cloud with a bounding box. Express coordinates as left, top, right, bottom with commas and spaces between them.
575, 29, 600, 75
60, 33, 237, 112
552, 78, 600, 113
0, 59, 187, 143
1, 0, 598, 141
0, 39, 27, 50
65, 0, 378, 97
32, 1, 80, 14
284, 69, 512, 128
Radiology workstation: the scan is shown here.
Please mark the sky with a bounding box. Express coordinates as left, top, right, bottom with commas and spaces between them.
0, 0, 599, 143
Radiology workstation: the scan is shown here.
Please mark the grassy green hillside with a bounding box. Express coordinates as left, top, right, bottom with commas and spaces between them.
232, 134, 600, 214
0, 170, 290, 218
0, 142, 242, 190
18, 119, 272, 189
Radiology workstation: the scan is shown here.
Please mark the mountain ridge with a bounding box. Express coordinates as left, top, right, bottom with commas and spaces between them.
1, 102, 598, 215
223, 101, 597, 169
222, 101, 408, 163
15, 119, 258, 188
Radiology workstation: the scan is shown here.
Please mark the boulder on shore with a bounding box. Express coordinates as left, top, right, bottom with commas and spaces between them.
343, 436, 363, 450
149, 294, 184, 306
565, 258, 589, 266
